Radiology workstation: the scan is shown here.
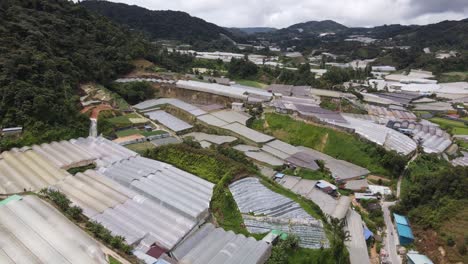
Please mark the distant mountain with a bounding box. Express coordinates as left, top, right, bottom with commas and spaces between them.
80, 0, 235, 42
228, 27, 277, 35
392, 19, 468, 49
284, 20, 348, 34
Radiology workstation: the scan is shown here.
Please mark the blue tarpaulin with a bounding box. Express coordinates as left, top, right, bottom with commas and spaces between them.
363, 226, 373, 240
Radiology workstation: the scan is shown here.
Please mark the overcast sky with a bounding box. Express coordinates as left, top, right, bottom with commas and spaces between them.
93, 0, 468, 28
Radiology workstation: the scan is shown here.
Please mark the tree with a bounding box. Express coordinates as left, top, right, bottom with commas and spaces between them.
329, 217, 351, 264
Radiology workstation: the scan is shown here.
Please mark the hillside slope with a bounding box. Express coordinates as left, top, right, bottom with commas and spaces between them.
0, 0, 151, 150
80, 0, 234, 42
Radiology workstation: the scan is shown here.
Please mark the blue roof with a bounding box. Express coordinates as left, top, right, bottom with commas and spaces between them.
407, 252, 433, 264
363, 226, 373, 240
393, 213, 410, 225
396, 223, 414, 239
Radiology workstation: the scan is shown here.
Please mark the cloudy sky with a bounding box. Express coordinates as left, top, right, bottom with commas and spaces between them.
97, 0, 468, 28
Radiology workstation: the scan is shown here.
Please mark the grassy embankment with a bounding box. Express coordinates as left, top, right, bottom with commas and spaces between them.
235, 79, 268, 88
429, 117, 468, 135
251, 113, 405, 177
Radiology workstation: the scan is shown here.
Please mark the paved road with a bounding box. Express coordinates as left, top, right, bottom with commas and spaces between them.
89, 118, 97, 137
382, 201, 401, 264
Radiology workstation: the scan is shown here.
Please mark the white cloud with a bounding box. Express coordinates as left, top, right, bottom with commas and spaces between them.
81, 0, 468, 28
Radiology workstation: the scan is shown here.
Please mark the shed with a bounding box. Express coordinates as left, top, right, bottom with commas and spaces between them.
407, 251, 434, 264
393, 213, 414, 245
285, 151, 320, 171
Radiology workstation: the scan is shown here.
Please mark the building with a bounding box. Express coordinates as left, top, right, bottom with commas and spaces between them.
393, 213, 415, 245
1, 127, 22, 137
407, 251, 434, 264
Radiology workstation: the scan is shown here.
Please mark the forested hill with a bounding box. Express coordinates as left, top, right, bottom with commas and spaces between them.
0, 0, 152, 150
80, 0, 235, 43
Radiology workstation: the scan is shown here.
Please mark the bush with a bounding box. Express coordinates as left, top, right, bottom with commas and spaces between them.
447, 237, 456, 247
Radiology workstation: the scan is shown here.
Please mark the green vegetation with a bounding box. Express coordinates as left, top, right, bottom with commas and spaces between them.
236, 79, 268, 88
357, 200, 384, 234
39, 189, 83, 221
395, 154, 468, 229
430, 117, 468, 135
125, 142, 156, 154
145, 143, 256, 235
320, 97, 367, 114
108, 82, 155, 105
254, 113, 406, 177
228, 58, 258, 79
67, 164, 97, 175
80, 0, 236, 43
115, 129, 166, 138
97, 111, 149, 138
438, 71, 468, 83
283, 167, 332, 181
145, 143, 256, 236
0, 0, 153, 151
145, 143, 351, 263
40, 189, 134, 257
260, 178, 323, 220
285, 248, 335, 264
108, 256, 121, 264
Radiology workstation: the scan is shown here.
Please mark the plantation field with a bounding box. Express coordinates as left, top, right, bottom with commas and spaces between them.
236, 79, 268, 88
438, 71, 468, 83
125, 142, 156, 154
116, 129, 166, 138
430, 117, 468, 135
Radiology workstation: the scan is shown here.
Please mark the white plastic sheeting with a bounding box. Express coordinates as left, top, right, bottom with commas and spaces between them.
334, 116, 417, 155
0, 149, 69, 194
229, 177, 328, 248
176, 80, 272, 101
242, 215, 329, 249
230, 178, 313, 219
133, 98, 206, 117
210, 110, 251, 125
53, 169, 202, 251
100, 156, 214, 222
183, 132, 237, 145
223, 123, 274, 144
388, 121, 452, 153
0, 195, 107, 264
70, 137, 138, 167
145, 110, 193, 133
31, 140, 96, 169
174, 223, 272, 264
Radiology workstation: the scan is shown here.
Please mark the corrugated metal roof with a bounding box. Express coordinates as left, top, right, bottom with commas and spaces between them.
393, 213, 409, 225
174, 223, 272, 264
0, 195, 107, 264
396, 224, 414, 239
407, 252, 434, 264
145, 111, 193, 132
